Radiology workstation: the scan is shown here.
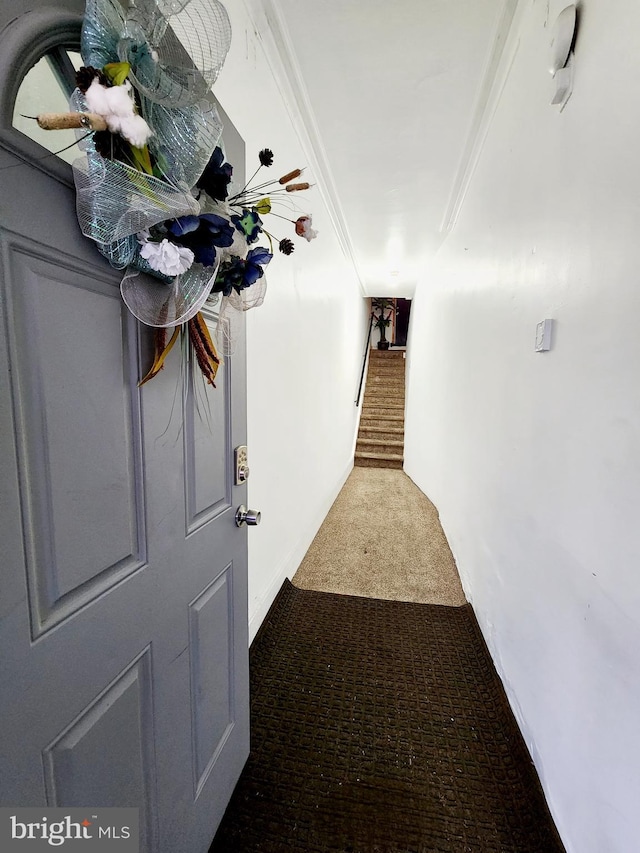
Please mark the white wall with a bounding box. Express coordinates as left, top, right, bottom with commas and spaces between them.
215, 3, 368, 641
404, 1, 640, 851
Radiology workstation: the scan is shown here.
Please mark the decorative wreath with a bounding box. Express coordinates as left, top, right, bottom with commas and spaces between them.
35, 0, 318, 386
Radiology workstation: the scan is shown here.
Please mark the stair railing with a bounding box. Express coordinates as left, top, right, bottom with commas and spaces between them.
355, 312, 375, 406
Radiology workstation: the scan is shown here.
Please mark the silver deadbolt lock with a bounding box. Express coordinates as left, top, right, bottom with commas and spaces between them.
234, 445, 250, 485
235, 505, 261, 527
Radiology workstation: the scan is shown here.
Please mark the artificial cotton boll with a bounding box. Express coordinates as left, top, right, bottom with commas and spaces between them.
85, 79, 152, 148
101, 81, 136, 117
84, 78, 112, 116
108, 114, 153, 148
125, 114, 153, 148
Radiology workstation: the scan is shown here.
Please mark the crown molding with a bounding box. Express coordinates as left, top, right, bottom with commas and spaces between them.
240, 0, 367, 295
441, 0, 526, 234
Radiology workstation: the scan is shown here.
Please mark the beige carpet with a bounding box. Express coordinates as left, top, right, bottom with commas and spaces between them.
293, 467, 466, 606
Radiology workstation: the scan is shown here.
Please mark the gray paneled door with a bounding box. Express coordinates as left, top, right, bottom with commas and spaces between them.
0, 2, 250, 851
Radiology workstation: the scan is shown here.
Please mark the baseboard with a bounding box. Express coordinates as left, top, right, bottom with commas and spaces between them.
248, 457, 354, 643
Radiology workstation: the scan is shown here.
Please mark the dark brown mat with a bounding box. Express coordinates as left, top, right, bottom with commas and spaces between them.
211, 580, 565, 853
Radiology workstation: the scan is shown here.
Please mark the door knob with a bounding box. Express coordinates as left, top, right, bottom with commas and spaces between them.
235, 505, 261, 527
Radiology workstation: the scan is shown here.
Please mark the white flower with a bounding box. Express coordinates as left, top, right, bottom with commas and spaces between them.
295, 214, 318, 242
139, 239, 194, 277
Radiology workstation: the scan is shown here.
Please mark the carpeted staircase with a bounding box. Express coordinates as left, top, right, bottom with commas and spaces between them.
355, 349, 406, 469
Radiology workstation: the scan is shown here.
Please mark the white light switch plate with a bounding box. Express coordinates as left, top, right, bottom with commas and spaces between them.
535, 319, 553, 352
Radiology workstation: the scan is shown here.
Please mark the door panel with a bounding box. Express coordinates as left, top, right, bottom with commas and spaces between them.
0, 4, 250, 851
185, 332, 231, 532
5, 240, 146, 636
43, 647, 157, 851
189, 566, 235, 797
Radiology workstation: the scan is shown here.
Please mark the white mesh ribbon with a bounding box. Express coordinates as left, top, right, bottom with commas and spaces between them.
73, 155, 199, 244
121, 260, 220, 327
83, 0, 231, 109
215, 277, 268, 355
142, 96, 223, 187
82, 0, 125, 69
226, 277, 268, 312
118, 0, 231, 108
214, 298, 239, 356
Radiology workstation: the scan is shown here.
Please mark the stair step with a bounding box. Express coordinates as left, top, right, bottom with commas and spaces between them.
368, 366, 405, 372
364, 401, 405, 410
363, 404, 405, 413
367, 384, 405, 392
366, 379, 405, 388
359, 422, 405, 431
361, 412, 404, 427
358, 426, 404, 437
357, 435, 404, 445
354, 451, 404, 470
358, 435, 404, 446
355, 449, 403, 460
359, 440, 404, 451
362, 413, 404, 422
363, 402, 404, 411
356, 441, 404, 456
364, 391, 405, 401
368, 361, 405, 368
360, 413, 404, 423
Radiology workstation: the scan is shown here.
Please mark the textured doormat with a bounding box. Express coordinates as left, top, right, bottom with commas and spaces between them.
210, 581, 565, 853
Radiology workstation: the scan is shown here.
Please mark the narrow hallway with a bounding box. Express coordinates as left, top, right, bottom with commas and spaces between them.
211, 466, 565, 851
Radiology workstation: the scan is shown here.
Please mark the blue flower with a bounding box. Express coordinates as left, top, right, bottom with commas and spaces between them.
196, 147, 233, 201
231, 209, 263, 244
246, 246, 273, 269
213, 247, 273, 296
167, 213, 235, 267
167, 215, 200, 237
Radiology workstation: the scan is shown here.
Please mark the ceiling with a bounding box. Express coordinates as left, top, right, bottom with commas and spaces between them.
269, 0, 508, 297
